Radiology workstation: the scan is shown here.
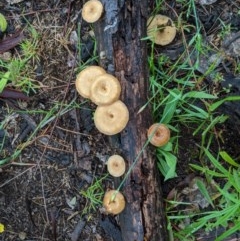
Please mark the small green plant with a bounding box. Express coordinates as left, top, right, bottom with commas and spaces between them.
217, 20, 232, 40
0, 26, 40, 94
169, 149, 240, 241
80, 174, 107, 214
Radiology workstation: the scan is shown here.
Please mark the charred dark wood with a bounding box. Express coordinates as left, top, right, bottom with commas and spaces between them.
94, 1, 168, 240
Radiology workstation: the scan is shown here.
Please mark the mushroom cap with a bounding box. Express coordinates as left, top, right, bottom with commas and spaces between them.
94, 100, 129, 135
147, 14, 176, 46
90, 73, 121, 105
75, 66, 106, 99
82, 0, 104, 23
103, 190, 125, 215
147, 123, 170, 147
107, 155, 126, 177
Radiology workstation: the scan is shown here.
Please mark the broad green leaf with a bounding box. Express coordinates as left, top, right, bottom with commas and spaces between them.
157, 150, 177, 181
159, 142, 172, 152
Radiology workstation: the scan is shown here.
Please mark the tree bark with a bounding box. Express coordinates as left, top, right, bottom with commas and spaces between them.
94, 1, 168, 240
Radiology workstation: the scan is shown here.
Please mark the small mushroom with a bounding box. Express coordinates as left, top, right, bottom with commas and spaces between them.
75, 66, 106, 99
147, 14, 176, 46
90, 73, 121, 106
103, 190, 125, 215
147, 123, 170, 147
107, 155, 126, 177
94, 100, 129, 135
82, 0, 104, 23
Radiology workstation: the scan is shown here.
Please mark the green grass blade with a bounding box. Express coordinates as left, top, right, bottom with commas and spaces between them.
216, 220, 240, 241
204, 148, 229, 175
196, 179, 214, 208
189, 164, 226, 177
209, 96, 240, 112
0, 71, 10, 92
183, 91, 217, 99
219, 151, 239, 167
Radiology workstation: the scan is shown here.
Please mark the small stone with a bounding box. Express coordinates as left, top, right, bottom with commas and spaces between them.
18, 231, 27, 240
0, 52, 12, 61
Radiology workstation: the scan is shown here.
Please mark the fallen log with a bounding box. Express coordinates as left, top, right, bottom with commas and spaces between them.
94, 1, 168, 240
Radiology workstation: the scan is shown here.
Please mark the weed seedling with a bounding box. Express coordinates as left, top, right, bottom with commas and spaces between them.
80, 174, 107, 214
0, 26, 41, 95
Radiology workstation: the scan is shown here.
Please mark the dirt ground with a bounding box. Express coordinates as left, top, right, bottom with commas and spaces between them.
1, 0, 240, 240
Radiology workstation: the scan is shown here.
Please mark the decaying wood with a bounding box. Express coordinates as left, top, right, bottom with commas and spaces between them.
94, 1, 168, 241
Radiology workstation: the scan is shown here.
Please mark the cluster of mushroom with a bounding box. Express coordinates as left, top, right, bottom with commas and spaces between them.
102, 154, 126, 215
79, 1, 129, 216
102, 122, 171, 215
79, 3, 174, 216
75, 67, 128, 214
75, 66, 129, 135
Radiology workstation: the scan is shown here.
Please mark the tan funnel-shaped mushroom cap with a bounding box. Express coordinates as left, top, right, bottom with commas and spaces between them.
82, 0, 104, 23
90, 73, 121, 105
94, 100, 129, 135
147, 14, 176, 46
103, 190, 125, 215
75, 66, 106, 99
147, 123, 170, 147
107, 155, 126, 177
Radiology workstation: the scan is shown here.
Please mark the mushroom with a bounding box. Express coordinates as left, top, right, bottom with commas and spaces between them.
94, 100, 129, 135
90, 73, 121, 106
82, 0, 104, 23
147, 14, 176, 46
147, 123, 170, 147
107, 155, 126, 177
75, 66, 106, 99
103, 190, 125, 215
